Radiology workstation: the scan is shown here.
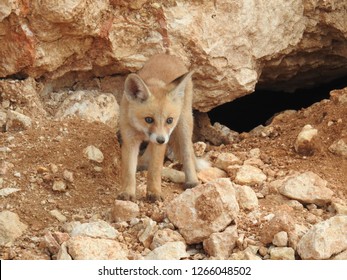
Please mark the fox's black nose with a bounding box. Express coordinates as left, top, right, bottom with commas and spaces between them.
156, 136, 165, 144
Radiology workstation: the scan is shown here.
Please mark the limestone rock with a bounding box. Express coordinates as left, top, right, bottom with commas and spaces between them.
214, 152, 242, 171
111, 200, 139, 222
0, 78, 46, 118
260, 210, 295, 245
272, 231, 288, 247
269, 247, 295, 260
49, 209, 67, 223
6, 111, 32, 131
330, 88, 347, 105
150, 228, 185, 250
288, 224, 309, 250
294, 124, 318, 156
193, 141, 207, 157
144, 241, 188, 260
194, 113, 239, 145
229, 247, 262, 260
0, 211, 28, 246
66, 236, 128, 260
1, 1, 347, 112
69, 220, 118, 239
234, 184, 258, 211
63, 170, 74, 183
235, 165, 267, 186
42, 231, 61, 255
331, 202, 347, 215
198, 167, 228, 183
138, 218, 158, 248
55, 91, 119, 129
329, 139, 347, 158
0, 187, 21, 197
52, 180, 67, 192
57, 243, 72, 260
203, 225, 238, 259
297, 215, 347, 260
279, 171, 333, 206
83, 145, 104, 163
332, 250, 347, 260
166, 178, 239, 244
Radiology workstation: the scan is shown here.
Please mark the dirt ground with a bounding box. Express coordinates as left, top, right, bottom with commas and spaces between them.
0, 87, 346, 260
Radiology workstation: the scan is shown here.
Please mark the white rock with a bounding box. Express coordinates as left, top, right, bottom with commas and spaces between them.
235, 165, 267, 186
249, 148, 261, 158
166, 178, 239, 244
332, 250, 347, 260
83, 145, 104, 163
272, 231, 288, 247
0, 210, 28, 246
66, 236, 128, 260
144, 241, 188, 260
193, 141, 207, 157
63, 170, 74, 183
297, 215, 347, 260
234, 184, 258, 211
50, 209, 67, 223
214, 152, 241, 171
0, 187, 20, 197
57, 242, 72, 260
42, 231, 60, 255
150, 228, 185, 250
288, 224, 309, 251
198, 167, 228, 183
260, 211, 295, 245
243, 157, 264, 167
279, 171, 333, 206
55, 91, 119, 129
203, 225, 238, 259
331, 202, 347, 215
329, 139, 347, 158
230, 247, 262, 260
6, 110, 32, 131
70, 220, 118, 239
294, 124, 318, 156
112, 200, 139, 222
52, 180, 67, 192
138, 218, 158, 248
269, 247, 295, 260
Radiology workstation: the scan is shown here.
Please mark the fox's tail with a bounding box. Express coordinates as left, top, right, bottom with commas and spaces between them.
195, 157, 211, 171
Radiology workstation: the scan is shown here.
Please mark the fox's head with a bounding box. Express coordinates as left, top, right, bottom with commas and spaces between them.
123, 72, 193, 145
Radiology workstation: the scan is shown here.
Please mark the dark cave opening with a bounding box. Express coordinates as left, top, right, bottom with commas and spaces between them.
208, 76, 347, 133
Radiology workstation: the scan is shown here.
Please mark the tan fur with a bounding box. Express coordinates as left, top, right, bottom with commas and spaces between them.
118, 54, 200, 202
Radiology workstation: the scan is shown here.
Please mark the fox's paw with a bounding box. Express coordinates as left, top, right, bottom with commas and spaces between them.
146, 192, 163, 203
184, 181, 199, 189
117, 192, 135, 201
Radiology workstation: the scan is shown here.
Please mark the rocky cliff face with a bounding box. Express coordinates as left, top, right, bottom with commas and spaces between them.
1, 0, 347, 111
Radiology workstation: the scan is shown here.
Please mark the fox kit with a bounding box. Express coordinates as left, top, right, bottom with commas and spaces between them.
118, 54, 204, 202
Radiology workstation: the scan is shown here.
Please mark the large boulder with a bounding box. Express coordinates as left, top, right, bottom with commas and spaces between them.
1, 0, 346, 111
166, 178, 239, 244
297, 215, 347, 260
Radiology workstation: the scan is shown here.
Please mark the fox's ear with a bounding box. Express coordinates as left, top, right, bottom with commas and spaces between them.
168, 71, 194, 100
124, 74, 151, 102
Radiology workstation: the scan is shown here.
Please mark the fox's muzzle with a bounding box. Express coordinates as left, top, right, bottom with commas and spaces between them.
156, 136, 166, 144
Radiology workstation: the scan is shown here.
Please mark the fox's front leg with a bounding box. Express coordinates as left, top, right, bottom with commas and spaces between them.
171, 118, 199, 189
146, 142, 166, 202
118, 139, 141, 201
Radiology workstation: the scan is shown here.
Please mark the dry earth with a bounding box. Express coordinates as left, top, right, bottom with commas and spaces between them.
0, 87, 346, 260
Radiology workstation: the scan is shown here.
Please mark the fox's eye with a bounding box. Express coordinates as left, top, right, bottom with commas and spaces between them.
166, 117, 173, 124
145, 117, 154, 124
